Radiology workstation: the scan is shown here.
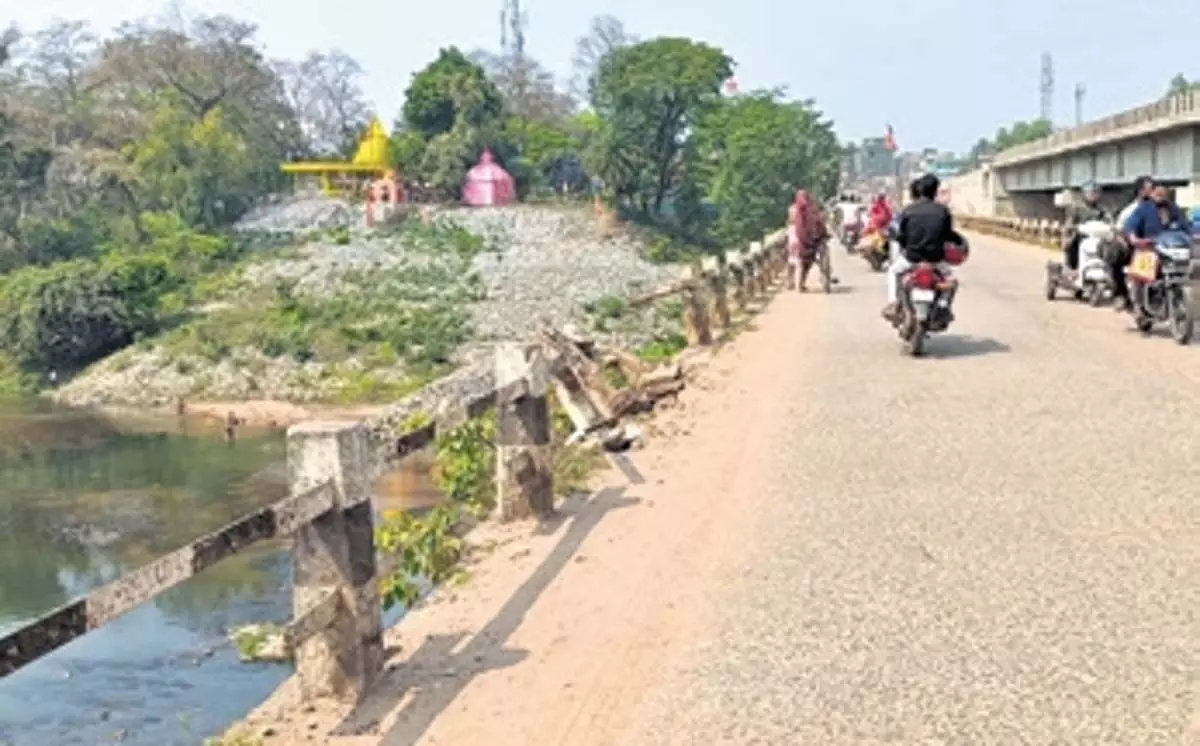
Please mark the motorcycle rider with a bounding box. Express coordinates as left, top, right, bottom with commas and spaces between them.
1061, 180, 1111, 274
861, 191, 892, 254
1121, 181, 1191, 308
882, 173, 961, 321
1109, 175, 1155, 311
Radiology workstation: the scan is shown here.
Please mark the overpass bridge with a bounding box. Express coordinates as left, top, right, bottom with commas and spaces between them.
982, 91, 1200, 219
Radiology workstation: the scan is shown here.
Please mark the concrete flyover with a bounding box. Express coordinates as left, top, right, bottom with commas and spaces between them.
981, 90, 1200, 219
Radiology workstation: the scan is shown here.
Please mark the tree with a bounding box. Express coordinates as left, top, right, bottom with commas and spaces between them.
10, 21, 101, 146
472, 50, 575, 123
992, 118, 1053, 152
126, 98, 254, 229
401, 47, 504, 139
570, 15, 635, 102
274, 50, 370, 156
588, 37, 733, 216
967, 136, 994, 167
692, 91, 839, 245
1165, 73, 1200, 99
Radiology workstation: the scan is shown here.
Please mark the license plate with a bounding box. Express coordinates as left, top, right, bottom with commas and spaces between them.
1130, 250, 1158, 281
910, 288, 935, 302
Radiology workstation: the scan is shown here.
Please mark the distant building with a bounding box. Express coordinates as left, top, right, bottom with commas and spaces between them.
859, 137, 896, 179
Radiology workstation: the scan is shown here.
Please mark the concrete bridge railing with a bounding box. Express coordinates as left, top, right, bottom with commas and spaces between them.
0, 229, 788, 706
995, 91, 1200, 166
958, 215, 1064, 249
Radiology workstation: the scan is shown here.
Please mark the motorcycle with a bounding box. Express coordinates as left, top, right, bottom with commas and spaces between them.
840, 222, 862, 254
1045, 219, 1117, 306
890, 239, 969, 356
1127, 230, 1195, 344
860, 229, 889, 272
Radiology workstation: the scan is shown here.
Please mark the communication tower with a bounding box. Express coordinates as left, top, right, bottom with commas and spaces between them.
500, 0, 527, 59
1039, 52, 1054, 124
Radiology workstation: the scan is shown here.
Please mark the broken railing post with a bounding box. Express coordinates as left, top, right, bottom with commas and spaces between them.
287, 420, 382, 702
495, 343, 554, 521
681, 271, 713, 346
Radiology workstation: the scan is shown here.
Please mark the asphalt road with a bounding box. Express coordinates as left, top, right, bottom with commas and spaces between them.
621, 233, 1200, 745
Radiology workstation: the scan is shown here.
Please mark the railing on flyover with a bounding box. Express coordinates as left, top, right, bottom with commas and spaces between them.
993, 91, 1200, 166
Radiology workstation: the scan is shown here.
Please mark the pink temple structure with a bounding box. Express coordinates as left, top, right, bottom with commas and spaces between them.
462, 149, 516, 207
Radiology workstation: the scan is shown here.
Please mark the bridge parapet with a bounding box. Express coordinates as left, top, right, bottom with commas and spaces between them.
0, 227, 789, 715
994, 91, 1200, 167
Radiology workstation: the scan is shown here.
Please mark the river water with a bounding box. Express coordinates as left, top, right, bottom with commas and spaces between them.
0, 399, 441, 746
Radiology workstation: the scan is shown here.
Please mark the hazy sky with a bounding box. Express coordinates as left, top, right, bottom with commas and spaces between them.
8, 0, 1196, 153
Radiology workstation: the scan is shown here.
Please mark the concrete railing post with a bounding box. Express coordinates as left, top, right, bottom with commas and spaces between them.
708, 268, 731, 332
682, 280, 713, 346
495, 343, 554, 521
287, 421, 382, 702
726, 251, 748, 311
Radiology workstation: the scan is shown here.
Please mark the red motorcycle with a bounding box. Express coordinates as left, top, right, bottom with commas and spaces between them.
891, 240, 970, 356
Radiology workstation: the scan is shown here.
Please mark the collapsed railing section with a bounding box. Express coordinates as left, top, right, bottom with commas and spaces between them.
0, 227, 789, 706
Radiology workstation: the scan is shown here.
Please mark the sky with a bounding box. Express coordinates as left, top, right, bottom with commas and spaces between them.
7, 0, 1197, 154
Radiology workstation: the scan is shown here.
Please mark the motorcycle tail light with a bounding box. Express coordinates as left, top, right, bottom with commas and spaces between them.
907, 264, 937, 289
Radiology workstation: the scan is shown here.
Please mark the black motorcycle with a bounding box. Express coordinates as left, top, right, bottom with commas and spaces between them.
1127, 230, 1195, 344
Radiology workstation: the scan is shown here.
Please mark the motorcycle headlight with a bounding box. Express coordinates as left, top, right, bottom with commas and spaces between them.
1162, 247, 1192, 262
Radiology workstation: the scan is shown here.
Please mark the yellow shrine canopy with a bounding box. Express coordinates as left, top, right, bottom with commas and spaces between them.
281, 118, 394, 194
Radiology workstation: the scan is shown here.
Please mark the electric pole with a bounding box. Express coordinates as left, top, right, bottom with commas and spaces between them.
1074, 83, 1086, 125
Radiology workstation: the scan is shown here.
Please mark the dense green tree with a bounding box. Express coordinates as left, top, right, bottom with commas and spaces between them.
692, 91, 839, 245
588, 37, 733, 216
400, 47, 504, 139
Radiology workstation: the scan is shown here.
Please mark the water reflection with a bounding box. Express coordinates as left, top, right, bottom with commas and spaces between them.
0, 400, 445, 745
0, 401, 290, 745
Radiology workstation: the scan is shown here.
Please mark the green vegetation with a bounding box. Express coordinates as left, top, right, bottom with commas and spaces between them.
375, 393, 603, 610
0, 12, 839, 401
154, 219, 487, 399
966, 118, 1054, 165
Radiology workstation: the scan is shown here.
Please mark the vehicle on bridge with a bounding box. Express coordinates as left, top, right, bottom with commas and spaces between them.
1044, 219, 1118, 306
890, 239, 969, 356
1127, 229, 1195, 344
861, 227, 891, 272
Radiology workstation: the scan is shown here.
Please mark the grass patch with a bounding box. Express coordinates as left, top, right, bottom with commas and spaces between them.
637, 331, 688, 364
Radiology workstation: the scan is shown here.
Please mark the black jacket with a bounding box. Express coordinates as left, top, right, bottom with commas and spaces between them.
896, 199, 956, 263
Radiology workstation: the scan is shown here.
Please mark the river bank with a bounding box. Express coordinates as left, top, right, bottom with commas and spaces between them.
50, 202, 689, 412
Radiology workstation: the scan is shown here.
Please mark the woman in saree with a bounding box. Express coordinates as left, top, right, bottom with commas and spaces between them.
788, 189, 830, 291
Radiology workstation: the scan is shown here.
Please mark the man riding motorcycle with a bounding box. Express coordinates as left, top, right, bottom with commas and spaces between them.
837, 200, 865, 248
882, 173, 962, 322
1062, 180, 1111, 274
1121, 181, 1192, 310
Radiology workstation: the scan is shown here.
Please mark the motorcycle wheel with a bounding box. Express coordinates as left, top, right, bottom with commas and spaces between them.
1044, 273, 1056, 301
1169, 288, 1194, 345
906, 325, 926, 357
1087, 283, 1105, 307
867, 253, 884, 272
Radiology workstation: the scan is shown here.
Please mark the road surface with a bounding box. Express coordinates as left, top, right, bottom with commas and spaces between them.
245, 232, 1199, 745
